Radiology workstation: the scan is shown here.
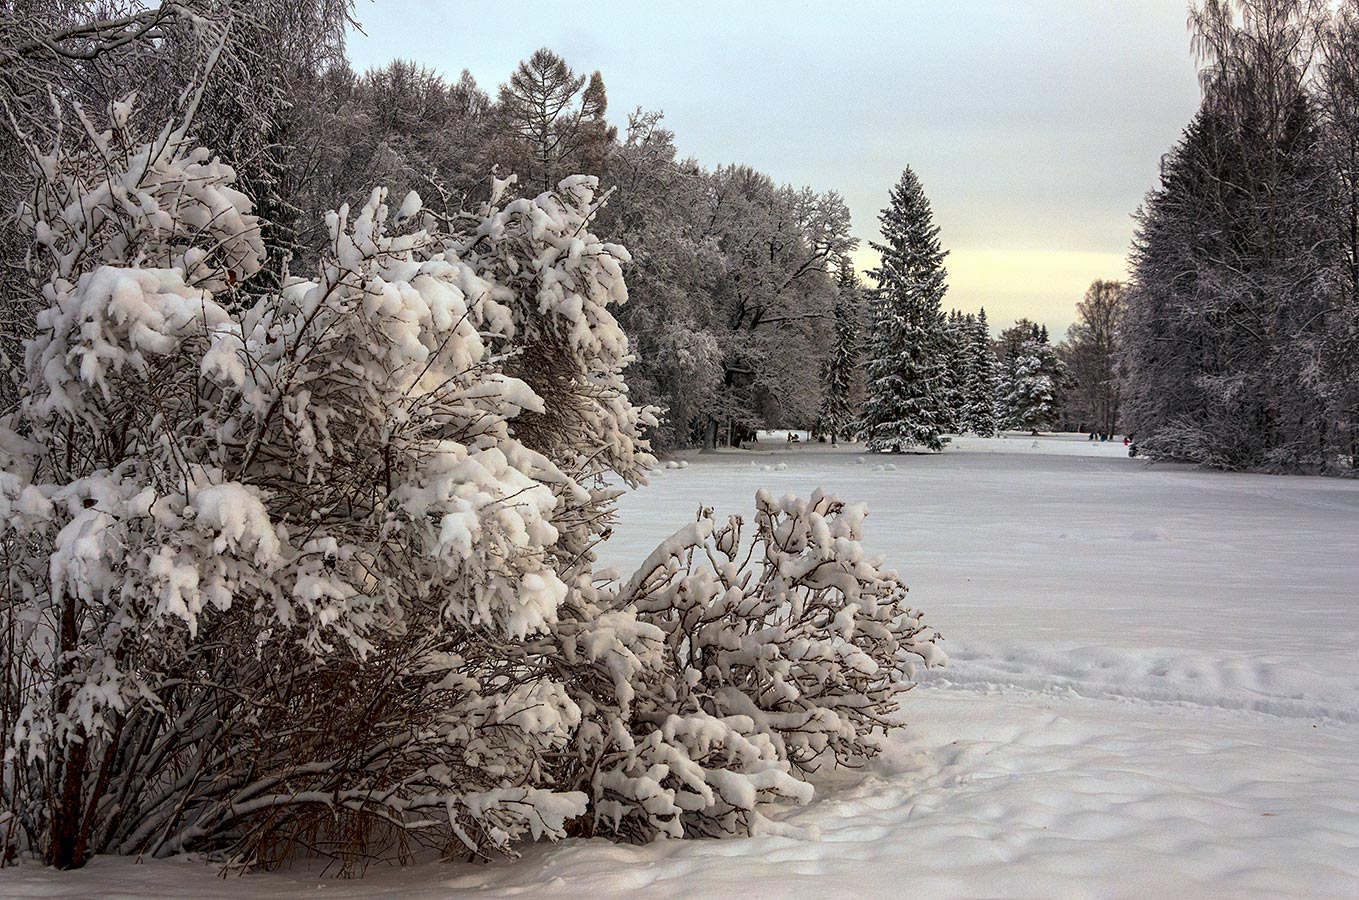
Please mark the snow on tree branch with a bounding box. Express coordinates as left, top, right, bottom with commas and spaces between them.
0, 98, 943, 873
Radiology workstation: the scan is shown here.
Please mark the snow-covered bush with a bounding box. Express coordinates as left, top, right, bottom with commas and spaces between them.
433, 171, 658, 561
588, 490, 944, 839
0, 100, 943, 872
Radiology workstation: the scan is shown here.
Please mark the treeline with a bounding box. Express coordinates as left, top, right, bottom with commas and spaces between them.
843, 0, 1359, 470
1, 6, 859, 451
0, 3, 1117, 455
1121, 0, 1359, 473
284, 52, 859, 452
12, 1, 1346, 472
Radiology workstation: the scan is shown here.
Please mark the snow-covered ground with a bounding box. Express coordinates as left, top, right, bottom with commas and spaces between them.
6, 434, 1358, 899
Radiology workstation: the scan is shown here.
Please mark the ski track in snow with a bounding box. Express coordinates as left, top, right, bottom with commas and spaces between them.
5, 434, 1359, 899
929, 639, 1359, 724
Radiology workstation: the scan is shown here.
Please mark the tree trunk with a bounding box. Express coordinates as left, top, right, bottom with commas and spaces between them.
50, 592, 87, 869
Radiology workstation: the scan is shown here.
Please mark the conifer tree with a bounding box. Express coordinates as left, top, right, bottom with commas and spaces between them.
819, 257, 863, 444
498, 49, 616, 191
960, 308, 1000, 436
939, 310, 970, 433
860, 168, 952, 452
1003, 339, 1061, 433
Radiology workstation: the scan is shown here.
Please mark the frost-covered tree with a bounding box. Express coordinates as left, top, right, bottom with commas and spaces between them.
699, 168, 855, 447
818, 258, 862, 444
590, 110, 725, 449
290, 60, 501, 248
958, 309, 1000, 436
585, 115, 855, 450
1119, 110, 1218, 449
1317, 2, 1359, 467
860, 168, 951, 452
0, 0, 356, 396
1121, 0, 1340, 470
0, 2, 213, 395
1003, 339, 1060, 433
0, 96, 944, 871
938, 310, 972, 434
0, 91, 649, 868
994, 319, 1062, 430
497, 48, 616, 192
1060, 281, 1124, 436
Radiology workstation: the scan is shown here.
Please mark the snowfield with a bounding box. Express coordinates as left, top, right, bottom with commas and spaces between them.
5, 434, 1358, 899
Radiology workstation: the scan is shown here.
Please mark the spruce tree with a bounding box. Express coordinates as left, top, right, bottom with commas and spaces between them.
818, 257, 862, 445
960, 309, 1000, 436
939, 310, 970, 433
860, 168, 951, 452
1003, 339, 1060, 433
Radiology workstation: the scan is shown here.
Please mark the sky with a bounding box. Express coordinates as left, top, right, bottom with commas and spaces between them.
346, 1, 1205, 338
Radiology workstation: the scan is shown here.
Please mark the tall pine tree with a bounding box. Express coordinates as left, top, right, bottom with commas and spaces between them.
860, 168, 952, 452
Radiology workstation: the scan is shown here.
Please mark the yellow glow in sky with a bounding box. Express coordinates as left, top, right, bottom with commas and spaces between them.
850, 245, 1128, 339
